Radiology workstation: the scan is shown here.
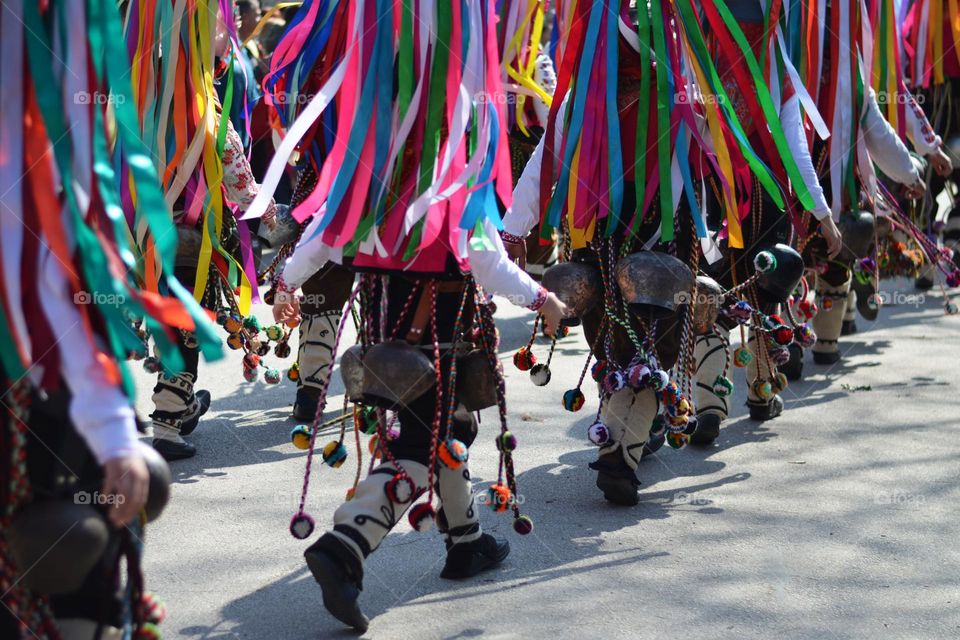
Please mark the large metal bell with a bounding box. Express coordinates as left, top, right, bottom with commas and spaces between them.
340, 344, 366, 402
541, 261, 602, 318
616, 252, 695, 320
756, 243, 805, 304
838, 210, 876, 262
360, 341, 436, 410
455, 349, 500, 411
693, 275, 724, 334
7, 502, 110, 595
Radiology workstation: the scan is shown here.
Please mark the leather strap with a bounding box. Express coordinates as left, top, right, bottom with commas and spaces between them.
405, 281, 436, 345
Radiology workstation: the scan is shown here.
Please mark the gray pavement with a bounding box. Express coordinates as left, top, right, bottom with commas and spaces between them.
134, 277, 960, 640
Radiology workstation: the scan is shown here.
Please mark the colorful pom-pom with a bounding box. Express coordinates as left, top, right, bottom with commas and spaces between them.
287, 363, 300, 381
727, 300, 753, 322
242, 367, 259, 382
264, 368, 281, 384
290, 425, 312, 450
285, 317, 301, 329
497, 431, 518, 452
487, 484, 513, 513
753, 250, 777, 273
587, 421, 610, 446
822, 297, 834, 311
794, 325, 817, 348
243, 353, 261, 369
733, 347, 753, 368
133, 622, 161, 640
529, 363, 552, 386
216, 310, 229, 326
265, 325, 284, 341
591, 359, 609, 382
946, 301, 959, 315
665, 432, 689, 449
753, 379, 775, 400
772, 326, 795, 346
772, 372, 789, 393
142, 356, 162, 374
562, 388, 586, 412
360, 405, 379, 435
513, 347, 536, 371
649, 369, 670, 391
769, 346, 791, 366
243, 316, 262, 332
438, 439, 469, 469
223, 316, 243, 334
386, 473, 416, 504
627, 364, 651, 389
408, 502, 436, 531
712, 376, 734, 397
226, 333, 244, 350
274, 342, 292, 358
513, 515, 534, 535
947, 270, 960, 288
322, 441, 348, 468
290, 512, 315, 540
603, 370, 627, 394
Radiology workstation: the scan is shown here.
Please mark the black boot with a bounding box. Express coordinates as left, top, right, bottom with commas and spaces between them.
293, 387, 320, 422
779, 343, 804, 381
152, 439, 196, 461
178, 390, 211, 436
915, 275, 934, 291
440, 533, 510, 580
304, 533, 369, 633
589, 453, 640, 506
747, 395, 784, 421
641, 432, 665, 459
841, 319, 857, 336
813, 350, 841, 365
689, 413, 722, 445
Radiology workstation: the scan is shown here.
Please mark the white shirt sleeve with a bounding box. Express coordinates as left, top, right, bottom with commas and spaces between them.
904, 93, 942, 156
279, 214, 332, 290
863, 89, 921, 186
782, 95, 832, 220
38, 251, 139, 465
468, 219, 543, 308
504, 92, 569, 238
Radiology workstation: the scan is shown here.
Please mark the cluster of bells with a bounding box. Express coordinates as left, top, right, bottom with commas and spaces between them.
218, 310, 295, 383
287, 406, 533, 535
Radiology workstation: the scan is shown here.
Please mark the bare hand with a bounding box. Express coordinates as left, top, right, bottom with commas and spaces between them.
101, 455, 149, 528
929, 148, 953, 177
905, 179, 926, 200
820, 216, 843, 259
272, 293, 301, 324
539, 292, 569, 337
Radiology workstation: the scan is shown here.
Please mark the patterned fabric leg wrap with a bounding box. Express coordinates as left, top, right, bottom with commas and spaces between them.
151, 329, 199, 442
435, 463, 481, 545
843, 288, 857, 322
297, 310, 341, 393
694, 328, 730, 419
598, 387, 659, 471
330, 460, 429, 562
813, 275, 852, 355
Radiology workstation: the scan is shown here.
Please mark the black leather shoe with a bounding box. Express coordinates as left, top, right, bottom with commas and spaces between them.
915, 275, 934, 291
641, 432, 665, 459
178, 390, 211, 437
747, 395, 783, 421
689, 413, 722, 445
152, 439, 196, 461
779, 343, 804, 381
440, 533, 510, 580
813, 350, 841, 365
304, 534, 368, 633
841, 319, 858, 336
589, 454, 640, 506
